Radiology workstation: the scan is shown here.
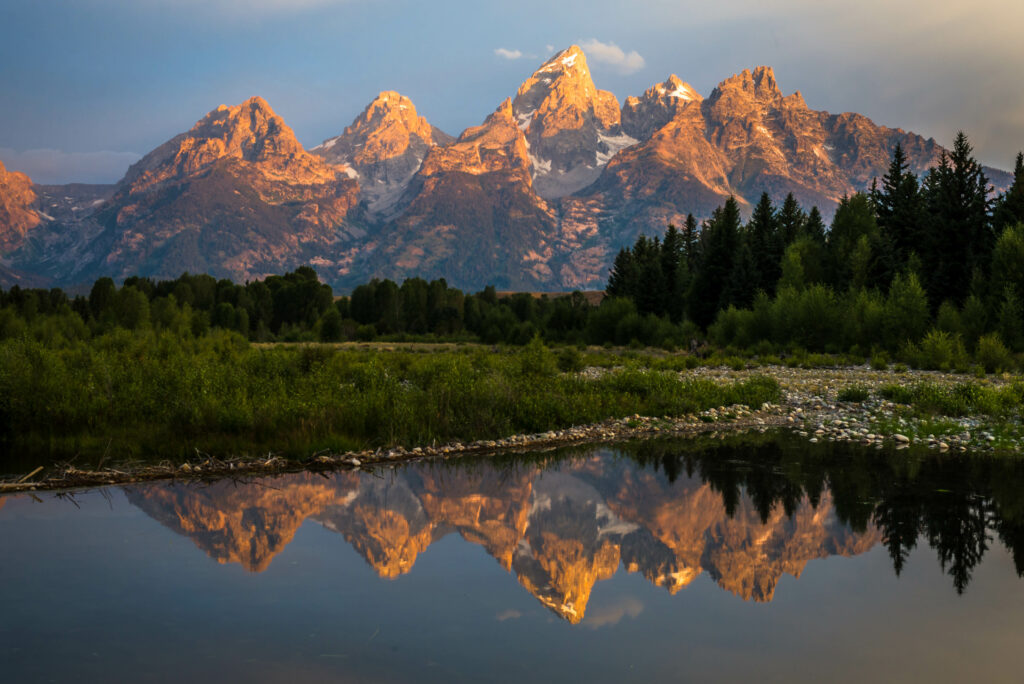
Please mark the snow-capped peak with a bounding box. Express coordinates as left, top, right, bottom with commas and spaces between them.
537, 45, 586, 74
655, 76, 700, 102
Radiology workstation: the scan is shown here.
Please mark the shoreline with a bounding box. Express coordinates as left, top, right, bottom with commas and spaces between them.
0, 409, 792, 494
3, 364, 1023, 494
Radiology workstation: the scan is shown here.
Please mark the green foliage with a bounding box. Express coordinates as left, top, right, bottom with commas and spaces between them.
519, 335, 557, 377
556, 346, 585, 373
913, 329, 968, 371
883, 272, 930, 349
879, 380, 1022, 417
997, 285, 1024, 352
838, 385, 870, 402
976, 333, 1014, 374
0, 134, 1017, 369
0, 333, 781, 463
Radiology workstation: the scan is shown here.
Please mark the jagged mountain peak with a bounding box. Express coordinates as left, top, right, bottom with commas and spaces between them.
419, 96, 531, 179
656, 74, 702, 102
535, 45, 588, 75
119, 95, 339, 196
622, 74, 703, 140
192, 95, 301, 158
350, 91, 432, 140
310, 90, 452, 216
512, 47, 606, 129
487, 97, 518, 128
313, 90, 439, 157
511, 46, 630, 198
711, 65, 784, 103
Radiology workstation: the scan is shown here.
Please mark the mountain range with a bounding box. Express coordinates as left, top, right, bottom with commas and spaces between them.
0, 46, 1012, 291
124, 456, 880, 622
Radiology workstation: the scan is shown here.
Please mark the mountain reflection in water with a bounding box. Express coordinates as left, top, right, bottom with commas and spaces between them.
119, 436, 1024, 623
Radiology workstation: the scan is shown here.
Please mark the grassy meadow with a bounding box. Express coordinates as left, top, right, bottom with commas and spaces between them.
0, 331, 781, 467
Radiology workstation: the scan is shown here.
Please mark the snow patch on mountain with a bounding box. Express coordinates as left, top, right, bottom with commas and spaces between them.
596, 131, 639, 166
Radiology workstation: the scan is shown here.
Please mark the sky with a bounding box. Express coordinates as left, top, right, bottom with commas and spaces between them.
1, 0, 1023, 184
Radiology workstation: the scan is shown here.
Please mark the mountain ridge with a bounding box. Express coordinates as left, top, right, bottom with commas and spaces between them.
0, 46, 1013, 291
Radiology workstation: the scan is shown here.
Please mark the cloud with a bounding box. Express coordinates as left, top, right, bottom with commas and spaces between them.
578, 39, 645, 74
495, 609, 522, 622
494, 48, 523, 60
0, 148, 140, 185
582, 597, 644, 629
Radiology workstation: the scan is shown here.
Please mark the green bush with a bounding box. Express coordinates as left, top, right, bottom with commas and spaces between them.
556, 346, 585, 373
878, 380, 1015, 417
915, 329, 968, 371
976, 333, 1014, 374
838, 385, 870, 402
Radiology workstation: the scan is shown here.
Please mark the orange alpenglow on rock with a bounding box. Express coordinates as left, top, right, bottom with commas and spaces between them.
121, 96, 348, 196
4, 46, 992, 293
418, 98, 533, 180
512, 45, 637, 198
0, 159, 41, 253
126, 461, 882, 621
77, 95, 362, 284
311, 91, 453, 216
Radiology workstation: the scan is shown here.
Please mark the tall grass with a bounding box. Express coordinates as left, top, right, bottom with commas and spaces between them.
0, 331, 779, 463
879, 381, 1024, 417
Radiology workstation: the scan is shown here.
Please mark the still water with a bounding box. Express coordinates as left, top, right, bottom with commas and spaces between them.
3, 434, 1024, 682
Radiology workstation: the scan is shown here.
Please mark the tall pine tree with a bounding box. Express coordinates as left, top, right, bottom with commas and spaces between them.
661, 224, 687, 321
606, 247, 637, 300
688, 197, 742, 327
777, 193, 807, 245
994, 152, 1024, 231
747, 192, 782, 295
922, 132, 993, 307
873, 143, 925, 265
682, 213, 699, 270
804, 206, 827, 244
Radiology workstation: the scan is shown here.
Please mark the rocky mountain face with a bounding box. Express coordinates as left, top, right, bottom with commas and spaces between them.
512, 46, 635, 199
0, 160, 39, 253
311, 91, 453, 217
6, 97, 361, 285
0, 46, 1012, 291
334, 98, 567, 290
125, 459, 881, 623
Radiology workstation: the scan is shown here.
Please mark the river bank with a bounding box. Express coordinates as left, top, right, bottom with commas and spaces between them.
3, 363, 1023, 493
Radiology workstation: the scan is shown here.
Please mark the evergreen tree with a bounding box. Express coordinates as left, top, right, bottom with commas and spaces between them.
777, 193, 807, 245
804, 206, 827, 244
994, 152, 1024, 231
726, 237, 758, 309
606, 247, 637, 300
989, 224, 1024, 312
873, 143, 925, 264
827, 193, 890, 290
922, 133, 993, 307
635, 235, 666, 316
682, 213, 699, 270
88, 277, 117, 320
688, 197, 742, 327
997, 286, 1024, 352
660, 224, 687, 321
747, 192, 782, 295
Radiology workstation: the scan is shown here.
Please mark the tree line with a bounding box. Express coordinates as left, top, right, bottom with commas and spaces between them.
606, 133, 1024, 366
